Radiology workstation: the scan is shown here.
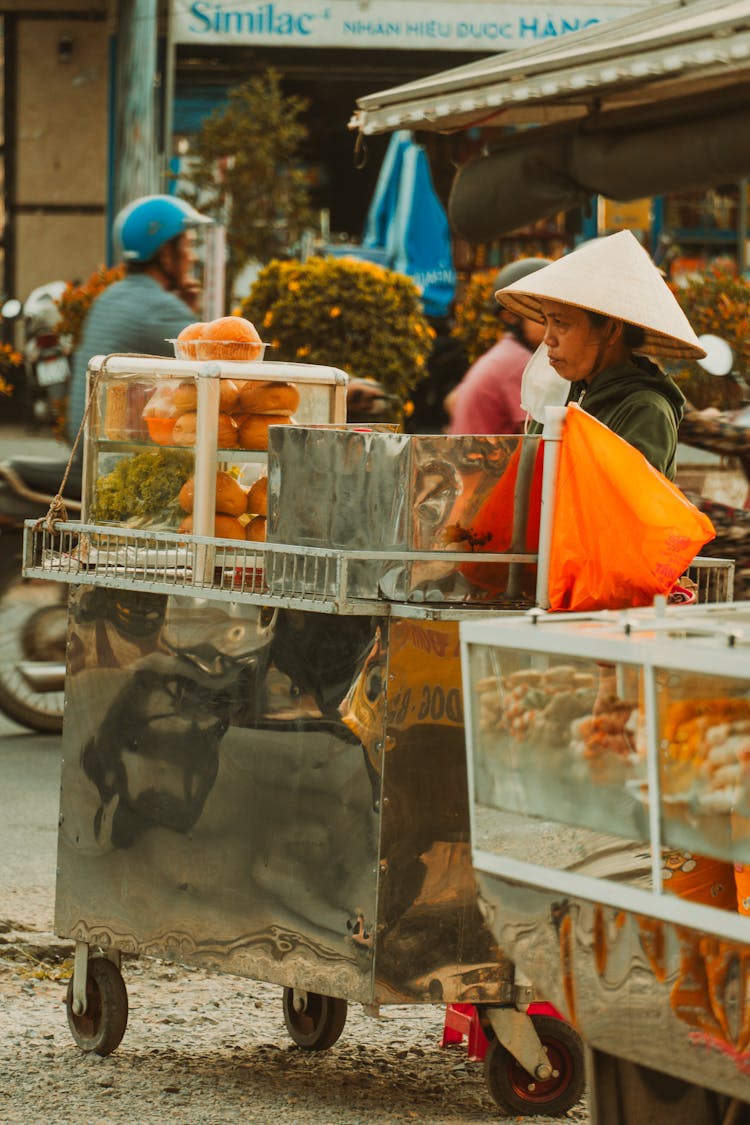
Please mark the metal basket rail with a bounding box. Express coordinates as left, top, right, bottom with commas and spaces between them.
685, 555, 735, 603
21, 520, 538, 618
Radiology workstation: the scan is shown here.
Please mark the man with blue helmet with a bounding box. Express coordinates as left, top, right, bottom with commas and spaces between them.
67, 194, 212, 447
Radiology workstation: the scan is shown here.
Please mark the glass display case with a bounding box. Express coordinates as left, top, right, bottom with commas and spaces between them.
461, 601, 750, 938
80, 354, 348, 537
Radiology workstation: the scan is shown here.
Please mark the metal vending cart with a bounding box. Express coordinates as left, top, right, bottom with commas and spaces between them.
22, 363, 727, 1114
460, 602, 750, 1122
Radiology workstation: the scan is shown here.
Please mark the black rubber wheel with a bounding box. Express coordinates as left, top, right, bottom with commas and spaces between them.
0, 594, 66, 734
65, 956, 129, 1056
484, 1014, 585, 1116
282, 987, 347, 1050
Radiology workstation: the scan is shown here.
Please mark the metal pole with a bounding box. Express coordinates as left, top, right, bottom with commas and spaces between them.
162, 0, 176, 193
113, 0, 159, 213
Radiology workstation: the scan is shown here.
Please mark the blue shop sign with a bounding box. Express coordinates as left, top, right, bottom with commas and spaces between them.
172, 0, 645, 51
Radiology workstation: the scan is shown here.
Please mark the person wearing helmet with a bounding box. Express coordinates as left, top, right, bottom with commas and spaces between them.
445, 258, 551, 435
66, 194, 212, 448
495, 230, 705, 479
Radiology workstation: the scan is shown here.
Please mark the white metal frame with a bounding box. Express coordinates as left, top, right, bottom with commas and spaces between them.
460, 604, 750, 944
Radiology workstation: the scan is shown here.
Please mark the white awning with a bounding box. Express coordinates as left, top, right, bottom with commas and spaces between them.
349, 0, 750, 135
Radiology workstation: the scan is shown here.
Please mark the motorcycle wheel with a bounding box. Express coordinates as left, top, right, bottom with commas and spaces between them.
0, 579, 66, 734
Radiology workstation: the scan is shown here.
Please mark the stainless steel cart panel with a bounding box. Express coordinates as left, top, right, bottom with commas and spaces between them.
268, 427, 542, 605
460, 602, 750, 1103
56, 587, 510, 1006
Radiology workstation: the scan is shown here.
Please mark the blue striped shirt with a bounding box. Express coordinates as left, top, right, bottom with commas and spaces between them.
67, 274, 195, 446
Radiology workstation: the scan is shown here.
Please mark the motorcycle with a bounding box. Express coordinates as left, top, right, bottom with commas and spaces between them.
2, 281, 71, 427
0, 454, 80, 733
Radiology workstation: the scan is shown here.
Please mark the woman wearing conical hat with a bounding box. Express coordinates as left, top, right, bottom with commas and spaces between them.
496, 230, 705, 480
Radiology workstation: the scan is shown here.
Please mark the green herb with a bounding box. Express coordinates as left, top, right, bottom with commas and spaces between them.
93, 449, 193, 525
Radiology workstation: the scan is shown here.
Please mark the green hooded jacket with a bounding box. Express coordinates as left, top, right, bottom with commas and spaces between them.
564, 355, 685, 480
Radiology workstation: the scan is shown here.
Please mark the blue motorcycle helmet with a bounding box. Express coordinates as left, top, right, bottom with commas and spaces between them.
113, 194, 212, 264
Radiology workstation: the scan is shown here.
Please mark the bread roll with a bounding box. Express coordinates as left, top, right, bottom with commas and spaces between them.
173, 379, 238, 415
172, 380, 197, 412
237, 413, 290, 451
246, 475, 268, 516
178, 513, 246, 541
217, 412, 239, 449
178, 477, 194, 513
245, 515, 267, 542
214, 514, 247, 541
215, 472, 247, 516
179, 471, 247, 517
172, 412, 197, 445
219, 379, 239, 413
237, 380, 299, 416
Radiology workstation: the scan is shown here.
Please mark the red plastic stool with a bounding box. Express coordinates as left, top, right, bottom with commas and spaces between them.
441, 1001, 565, 1061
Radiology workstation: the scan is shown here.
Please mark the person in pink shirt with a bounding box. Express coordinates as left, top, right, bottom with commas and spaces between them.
446, 258, 550, 434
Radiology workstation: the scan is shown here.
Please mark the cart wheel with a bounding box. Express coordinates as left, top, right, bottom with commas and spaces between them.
483, 1014, 585, 1116
65, 955, 129, 1056
282, 987, 347, 1051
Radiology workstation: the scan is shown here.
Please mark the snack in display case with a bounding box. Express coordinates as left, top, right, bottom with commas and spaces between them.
462, 605, 750, 877
654, 674, 750, 861
81, 354, 348, 539
468, 649, 648, 840
91, 448, 194, 529
174, 315, 266, 362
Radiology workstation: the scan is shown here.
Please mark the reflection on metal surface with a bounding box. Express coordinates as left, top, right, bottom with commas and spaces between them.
269, 428, 541, 604
58, 591, 510, 1006
474, 866, 750, 1101
373, 618, 509, 1002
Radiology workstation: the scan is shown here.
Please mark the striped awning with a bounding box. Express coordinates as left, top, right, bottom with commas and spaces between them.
349, 0, 750, 135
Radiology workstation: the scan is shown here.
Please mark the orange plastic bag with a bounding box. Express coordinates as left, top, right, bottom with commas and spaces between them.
459, 439, 544, 593
548, 405, 715, 612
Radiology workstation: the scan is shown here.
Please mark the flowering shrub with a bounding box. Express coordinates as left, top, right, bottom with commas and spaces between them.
450, 269, 502, 365
239, 256, 434, 408
0, 342, 23, 399
57, 264, 126, 349
669, 269, 750, 410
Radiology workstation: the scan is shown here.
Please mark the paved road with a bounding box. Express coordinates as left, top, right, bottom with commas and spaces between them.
0, 421, 69, 461
0, 421, 68, 935
0, 711, 60, 931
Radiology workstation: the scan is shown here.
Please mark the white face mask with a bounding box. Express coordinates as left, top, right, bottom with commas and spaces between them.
520, 343, 569, 424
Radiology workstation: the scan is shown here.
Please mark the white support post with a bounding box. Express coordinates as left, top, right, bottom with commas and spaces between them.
535, 405, 566, 610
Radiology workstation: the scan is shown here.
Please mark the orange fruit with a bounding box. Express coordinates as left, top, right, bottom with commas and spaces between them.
176, 321, 206, 359
197, 316, 264, 361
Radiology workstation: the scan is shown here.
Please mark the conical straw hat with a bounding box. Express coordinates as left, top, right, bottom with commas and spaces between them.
496, 230, 706, 360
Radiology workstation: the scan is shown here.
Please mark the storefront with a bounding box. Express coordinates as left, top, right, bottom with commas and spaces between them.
349, 0, 750, 275
169, 0, 647, 241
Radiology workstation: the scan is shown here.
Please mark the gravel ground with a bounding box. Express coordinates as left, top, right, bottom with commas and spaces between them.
0, 920, 591, 1125
0, 715, 589, 1125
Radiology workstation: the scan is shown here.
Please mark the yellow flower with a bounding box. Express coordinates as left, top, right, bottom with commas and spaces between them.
296, 345, 311, 357
263, 311, 274, 328
288, 280, 300, 293
329, 307, 342, 318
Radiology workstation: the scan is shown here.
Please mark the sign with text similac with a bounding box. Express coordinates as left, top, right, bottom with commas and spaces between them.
172, 0, 643, 51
